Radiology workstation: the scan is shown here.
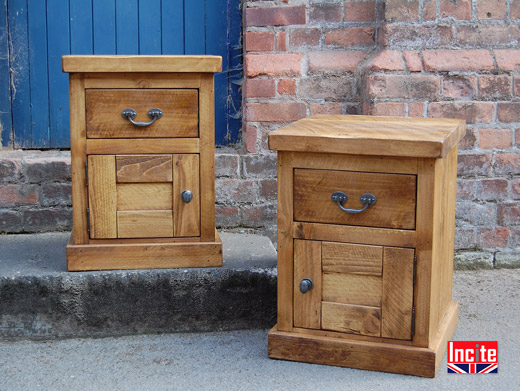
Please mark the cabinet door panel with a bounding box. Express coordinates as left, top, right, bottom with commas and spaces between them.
116, 183, 172, 210
322, 273, 382, 307
173, 154, 200, 237
382, 247, 415, 340
293, 239, 322, 329
116, 154, 173, 183
117, 211, 174, 238
322, 242, 382, 275
88, 155, 117, 239
322, 302, 381, 337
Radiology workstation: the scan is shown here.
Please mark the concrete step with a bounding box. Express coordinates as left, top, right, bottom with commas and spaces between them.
0, 232, 277, 339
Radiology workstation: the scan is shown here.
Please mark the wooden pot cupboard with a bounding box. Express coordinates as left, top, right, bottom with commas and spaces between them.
63, 55, 223, 271
267, 115, 465, 377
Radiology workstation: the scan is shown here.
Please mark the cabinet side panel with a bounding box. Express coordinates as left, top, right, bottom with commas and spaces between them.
173, 154, 201, 237
382, 247, 415, 340
276, 152, 294, 331
88, 155, 117, 239
69, 74, 89, 244
294, 240, 322, 329
199, 74, 216, 241
429, 147, 458, 339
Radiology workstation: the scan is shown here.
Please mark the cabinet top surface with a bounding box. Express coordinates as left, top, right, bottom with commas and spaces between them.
268, 115, 465, 158
62, 55, 222, 73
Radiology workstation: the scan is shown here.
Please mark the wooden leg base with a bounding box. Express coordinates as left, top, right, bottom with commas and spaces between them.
268, 301, 458, 378
66, 232, 223, 271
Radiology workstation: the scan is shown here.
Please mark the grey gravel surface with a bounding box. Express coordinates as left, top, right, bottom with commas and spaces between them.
1, 269, 518, 391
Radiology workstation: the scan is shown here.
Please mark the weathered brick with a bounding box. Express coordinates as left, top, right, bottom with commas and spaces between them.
215, 153, 240, 178
245, 31, 275, 52
442, 76, 476, 99
215, 179, 259, 204
456, 201, 496, 226
478, 128, 512, 149
457, 154, 492, 176
41, 183, 72, 206
277, 78, 296, 95
310, 103, 343, 115
245, 102, 307, 122
497, 103, 520, 122
0, 158, 21, 182
23, 208, 72, 232
242, 154, 277, 178
325, 28, 375, 47
494, 49, 520, 71
385, 0, 419, 21
423, 49, 494, 71
367, 102, 407, 117
245, 6, 306, 27
345, 1, 376, 22
512, 1, 520, 19
516, 128, 520, 146
298, 76, 357, 101
440, 0, 472, 20
403, 51, 422, 71
478, 178, 509, 201
457, 25, 520, 47
498, 202, 520, 225
514, 77, 520, 96
382, 25, 452, 47
458, 127, 477, 150
242, 204, 276, 228
245, 53, 302, 77
495, 152, 520, 175
408, 102, 426, 117
367, 75, 440, 99
289, 28, 321, 47
0, 184, 40, 207
478, 228, 509, 249
260, 179, 277, 201
244, 125, 258, 153
454, 251, 494, 270
495, 250, 520, 268
457, 178, 478, 200
245, 79, 276, 98
24, 157, 71, 184
308, 51, 365, 73
476, 0, 507, 20
428, 102, 494, 124
310, 3, 343, 22
478, 75, 511, 100
276, 32, 287, 51
455, 227, 476, 250
423, 0, 437, 20
364, 50, 405, 71
0, 210, 23, 233
215, 205, 240, 227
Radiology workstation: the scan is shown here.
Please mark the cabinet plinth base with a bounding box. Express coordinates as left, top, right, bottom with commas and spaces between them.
268, 301, 458, 378
66, 232, 222, 271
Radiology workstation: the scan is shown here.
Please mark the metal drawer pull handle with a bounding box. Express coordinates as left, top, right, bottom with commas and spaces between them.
121, 108, 163, 127
181, 190, 193, 203
331, 191, 377, 214
300, 278, 313, 293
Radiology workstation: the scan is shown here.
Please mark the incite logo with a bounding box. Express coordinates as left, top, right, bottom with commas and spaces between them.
447, 341, 498, 374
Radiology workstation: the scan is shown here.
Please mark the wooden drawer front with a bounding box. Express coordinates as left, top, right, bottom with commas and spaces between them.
88, 154, 200, 239
293, 240, 415, 340
86, 89, 198, 139
294, 169, 416, 230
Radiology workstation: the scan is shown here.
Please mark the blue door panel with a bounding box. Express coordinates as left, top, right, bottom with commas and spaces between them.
1, 0, 242, 148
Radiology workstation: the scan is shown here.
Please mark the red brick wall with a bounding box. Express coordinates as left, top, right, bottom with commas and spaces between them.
242, 0, 520, 259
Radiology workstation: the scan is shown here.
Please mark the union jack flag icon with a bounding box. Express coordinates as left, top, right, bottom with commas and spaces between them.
447, 363, 498, 374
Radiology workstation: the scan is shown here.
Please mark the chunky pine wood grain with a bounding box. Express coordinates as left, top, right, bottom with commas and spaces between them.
116, 155, 173, 183
173, 154, 200, 237
117, 210, 174, 238
321, 302, 381, 337
116, 183, 172, 211
322, 242, 383, 275
86, 138, 200, 155
88, 155, 117, 239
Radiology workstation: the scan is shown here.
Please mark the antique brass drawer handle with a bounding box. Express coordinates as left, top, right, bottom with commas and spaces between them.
331, 191, 377, 214
121, 108, 163, 127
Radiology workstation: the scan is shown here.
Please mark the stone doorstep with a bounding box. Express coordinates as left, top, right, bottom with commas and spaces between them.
0, 232, 277, 340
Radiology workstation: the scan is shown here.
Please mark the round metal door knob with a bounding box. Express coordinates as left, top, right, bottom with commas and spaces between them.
300, 278, 313, 293
181, 190, 193, 203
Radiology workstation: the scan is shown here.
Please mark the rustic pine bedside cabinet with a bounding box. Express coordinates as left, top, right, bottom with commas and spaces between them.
63, 55, 223, 271
267, 115, 465, 377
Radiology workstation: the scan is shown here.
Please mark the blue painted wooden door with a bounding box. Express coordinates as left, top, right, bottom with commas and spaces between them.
0, 0, 241, 148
